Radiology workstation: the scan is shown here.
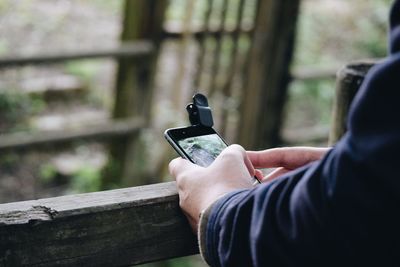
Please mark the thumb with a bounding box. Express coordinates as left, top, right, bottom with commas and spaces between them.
215, 144, 255, 178
169, 157, 197, 177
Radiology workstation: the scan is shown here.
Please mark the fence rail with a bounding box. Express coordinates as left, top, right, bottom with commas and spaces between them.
0, 118, 144, 151
0, 182, 198, 267
0, 41, 154, 68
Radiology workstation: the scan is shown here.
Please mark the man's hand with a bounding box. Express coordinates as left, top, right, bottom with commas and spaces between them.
169, 145, 330, 231
169, 145, 255, 231
247, 147, 331, 183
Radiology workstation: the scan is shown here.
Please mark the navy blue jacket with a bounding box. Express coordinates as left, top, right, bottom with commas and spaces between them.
201, 1, 400, 266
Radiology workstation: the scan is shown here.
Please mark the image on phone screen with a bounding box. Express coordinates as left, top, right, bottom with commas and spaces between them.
177, 133, 227, 167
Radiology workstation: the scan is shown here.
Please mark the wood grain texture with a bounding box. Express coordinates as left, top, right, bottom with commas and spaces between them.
0, 182, 198, 266
329, 60, 378, 145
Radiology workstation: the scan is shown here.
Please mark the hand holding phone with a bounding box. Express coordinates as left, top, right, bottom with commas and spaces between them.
165, 93, 261, 183
164, 125, 261, 184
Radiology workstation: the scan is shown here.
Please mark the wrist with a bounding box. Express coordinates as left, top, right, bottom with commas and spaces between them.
197, 189, 250, 266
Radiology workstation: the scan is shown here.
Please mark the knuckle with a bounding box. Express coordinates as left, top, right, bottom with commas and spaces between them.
168, 159, 177, 174
274, 147, 287, 166
229, 144, 245, 153
219, 150, 237, 161
178, 191, 189, 208
222, 144, 245, 158
175, 170, 190, 187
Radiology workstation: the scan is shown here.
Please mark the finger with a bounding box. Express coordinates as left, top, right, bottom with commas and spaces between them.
263, 167, 291, 183
169, 157, 195, 177
247, 148, 293, 169
247, 147, 330, 169
242, 149, 256, 177
255, 169, 264, 181
219, 144, 255, 177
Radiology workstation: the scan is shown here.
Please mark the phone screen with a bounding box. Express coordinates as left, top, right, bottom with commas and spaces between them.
165, 126, 228, 167
177, 133, 227, 167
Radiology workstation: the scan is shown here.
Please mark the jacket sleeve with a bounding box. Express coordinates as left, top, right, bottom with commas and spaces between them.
198, 2, 400, 266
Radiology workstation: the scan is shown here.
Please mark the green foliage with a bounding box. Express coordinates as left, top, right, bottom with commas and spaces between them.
286, 79, 335, 129
0, 40, 8, 56
295, 0, 390, 68
287, 0, 391, 139
39, 163, 58, 184
0, 0, 7, 12
70, 166, 102, 193
64, 60, 100, 83
64, 59, 107, 107
100, 157, 122, 190
39, 162, 102, 193
0, 153, 19, 171
354, 1, 389, 58
0, 91, 45, 130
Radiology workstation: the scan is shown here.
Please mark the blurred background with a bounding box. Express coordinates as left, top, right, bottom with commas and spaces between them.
0, 0, 392, 266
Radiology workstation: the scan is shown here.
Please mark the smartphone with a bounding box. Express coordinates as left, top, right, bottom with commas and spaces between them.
164, 126, 227, 167
165, 126, 262, 184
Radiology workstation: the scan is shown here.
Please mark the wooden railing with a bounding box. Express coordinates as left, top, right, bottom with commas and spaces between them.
0, 118, 144, 152
0, 41, 154, 68
0, 41, 153, 152
0, 182, 198, 266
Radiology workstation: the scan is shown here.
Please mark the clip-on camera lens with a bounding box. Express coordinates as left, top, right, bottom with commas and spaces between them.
186, 93, 214, 128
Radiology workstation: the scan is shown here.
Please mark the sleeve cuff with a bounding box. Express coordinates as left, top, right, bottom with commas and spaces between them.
197, 190, 250, 266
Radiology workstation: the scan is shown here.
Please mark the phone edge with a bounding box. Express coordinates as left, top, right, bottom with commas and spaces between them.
164, 128, 193, 162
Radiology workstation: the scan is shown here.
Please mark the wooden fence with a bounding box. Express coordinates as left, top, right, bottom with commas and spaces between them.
0, 0, 311, 189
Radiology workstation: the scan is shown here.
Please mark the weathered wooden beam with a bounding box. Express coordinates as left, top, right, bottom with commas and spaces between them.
237, 0, 301, 150
329, 60, 378, 145
0, 118, 144, 151
208, 0, 229, 97
162, 24, 254, 40
0, 182, 198, 266
103, 0, 167, 188
0, 41, 154, 68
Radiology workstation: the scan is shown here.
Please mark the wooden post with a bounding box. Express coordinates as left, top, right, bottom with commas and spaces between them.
329, 60, 377, 145
192, 0, 213, 95
237, 0, 300, 150
0, 182, 198, 266
220, 0, 246, 137
102, 0, 167, 189
208, 0, 229, 97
